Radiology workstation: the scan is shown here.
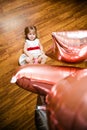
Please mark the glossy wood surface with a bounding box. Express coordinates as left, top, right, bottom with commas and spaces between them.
0, 0, 87, 129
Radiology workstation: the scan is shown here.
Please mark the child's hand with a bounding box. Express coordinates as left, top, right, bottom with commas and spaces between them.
27, 53, 33, 57
41, 51, 45, 55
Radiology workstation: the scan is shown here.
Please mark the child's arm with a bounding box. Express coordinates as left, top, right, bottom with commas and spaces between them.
24, 42, 32, 57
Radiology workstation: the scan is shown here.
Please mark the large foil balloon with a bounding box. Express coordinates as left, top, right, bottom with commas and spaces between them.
46, 69, 87, 130
11, 64, 87, 130
11, 64, 82, 96
46, 31, 87, 63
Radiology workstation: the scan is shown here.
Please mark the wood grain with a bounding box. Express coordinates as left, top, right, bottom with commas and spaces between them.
0, 0, 87, 129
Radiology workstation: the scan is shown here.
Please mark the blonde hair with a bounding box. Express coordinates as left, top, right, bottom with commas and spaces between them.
24, 26, 37, 39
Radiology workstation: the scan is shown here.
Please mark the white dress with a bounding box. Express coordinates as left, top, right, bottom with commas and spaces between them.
19, 38, 42, 65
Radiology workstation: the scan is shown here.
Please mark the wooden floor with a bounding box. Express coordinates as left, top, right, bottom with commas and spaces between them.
0, 0, 87, 129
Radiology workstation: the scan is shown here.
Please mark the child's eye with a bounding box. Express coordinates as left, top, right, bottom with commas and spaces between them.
30, 34, 35, 35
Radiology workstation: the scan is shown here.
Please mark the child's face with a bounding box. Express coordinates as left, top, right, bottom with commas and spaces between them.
27, 30, 36, 41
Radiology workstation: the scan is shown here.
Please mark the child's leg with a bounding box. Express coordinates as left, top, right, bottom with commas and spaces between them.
34, 58, 38, 64
33, 54, 39, 64
19, 54, 27, 65
25, 54, 34, 64
38, 54, 47, 64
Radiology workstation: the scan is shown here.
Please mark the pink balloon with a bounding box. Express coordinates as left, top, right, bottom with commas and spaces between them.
46, 31, 87, 63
